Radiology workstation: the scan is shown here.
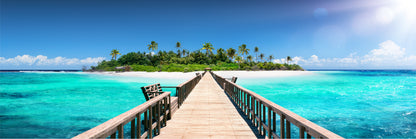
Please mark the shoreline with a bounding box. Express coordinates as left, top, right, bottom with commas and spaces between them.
90, 70, 315, 79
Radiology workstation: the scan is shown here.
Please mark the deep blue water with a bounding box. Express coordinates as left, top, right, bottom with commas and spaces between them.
237, 70, 416, 138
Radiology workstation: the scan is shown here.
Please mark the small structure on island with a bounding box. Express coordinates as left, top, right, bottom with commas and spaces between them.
204, 68, 212, 72
115, 66, 125, 72
115, 65, 131, 72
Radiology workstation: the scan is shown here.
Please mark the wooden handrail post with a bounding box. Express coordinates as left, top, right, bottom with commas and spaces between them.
273, 112, 276, 132
258, 101, 261, 134
251, 96, 255, 125
164, 97, 168, 125
131, 118, 135, 138
280, 115, 285, 139
300, 126, 305, 139
117, 124, 123, 139
110, 133, 116, 139
262, 104, 266, 135
286, 119, 291, 139
176, 87, 181, 107
148, 106, 153, 139
168, 95, 172, 119
157, 101, 161, 135
137, 114, 141, 138
268, 106, 271, 138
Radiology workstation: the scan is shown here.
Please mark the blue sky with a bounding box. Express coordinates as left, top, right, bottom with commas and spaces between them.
1, 0, 415, 69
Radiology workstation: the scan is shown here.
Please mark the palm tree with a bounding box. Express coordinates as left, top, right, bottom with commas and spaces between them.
235, 56, 243, 68
147, 41, 158, 54
254, 46, 259, 62
238, 44, 250, 59
182, 49, 187, 57
268, 55, 274, 62
202, 42, 214, 55
110, 49, 121, 60
247, 55, 253, 62
177, 49, 182, 57
227, 48, 236, 61
176, 42, 181, 49
260, 53, 265, 62
217, 48, 225, 56
286, 56, 292, 64
217, 48, 225, 54
176, 42, 181, 56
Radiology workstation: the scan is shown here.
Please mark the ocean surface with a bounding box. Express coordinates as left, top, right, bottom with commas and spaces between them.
0, 70, 415, 138
0, 72, 184, 138
237, 70, 416, 138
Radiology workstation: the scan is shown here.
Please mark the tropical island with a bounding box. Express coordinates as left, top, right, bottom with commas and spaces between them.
91, 41, 303, 72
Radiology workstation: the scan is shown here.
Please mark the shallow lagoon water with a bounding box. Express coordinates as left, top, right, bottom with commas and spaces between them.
1, 71, 415, 138
237, 70, 416, 138
0, 72, 184, 138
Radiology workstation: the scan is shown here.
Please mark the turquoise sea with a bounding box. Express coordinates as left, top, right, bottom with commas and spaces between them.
1, 70, 415, 138
237, 70, 416, 138
0, 72, 184, 138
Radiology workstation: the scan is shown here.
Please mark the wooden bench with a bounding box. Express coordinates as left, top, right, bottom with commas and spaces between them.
231, 77, 238, 83
141, 83, 179, 115
141, 83, 164, 101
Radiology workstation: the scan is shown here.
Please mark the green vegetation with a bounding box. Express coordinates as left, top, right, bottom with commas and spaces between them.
91, 42, 304, 72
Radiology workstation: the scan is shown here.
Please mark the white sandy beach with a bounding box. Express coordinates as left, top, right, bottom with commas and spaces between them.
93, 70, 314, 79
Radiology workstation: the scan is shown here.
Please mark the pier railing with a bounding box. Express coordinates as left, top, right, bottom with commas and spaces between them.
211, 72, 343, 139
174, 73, 202, 107
72, 91, 172, 139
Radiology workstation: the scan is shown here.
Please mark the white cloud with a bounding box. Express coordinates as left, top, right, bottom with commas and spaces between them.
272, 40, 416, 69
0, 55, 105, 69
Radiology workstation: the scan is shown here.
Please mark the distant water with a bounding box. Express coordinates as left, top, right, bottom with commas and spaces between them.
237, 70, 416, 138
0, 72, 183, 138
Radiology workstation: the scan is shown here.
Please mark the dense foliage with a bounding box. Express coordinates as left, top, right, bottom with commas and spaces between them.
91, 43, 303, 72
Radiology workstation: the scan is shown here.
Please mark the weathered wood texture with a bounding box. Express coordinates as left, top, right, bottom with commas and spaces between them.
141, 83, 163, 100
156, 72, 257, 138
72, 92, 173, 139
211, 71, 344, 139
176, 74, 202, 107
72, 74, 202, 139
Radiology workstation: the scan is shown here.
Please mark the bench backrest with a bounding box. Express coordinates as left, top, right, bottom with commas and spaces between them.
141, 83, 163, 101
231, 77, 238, 83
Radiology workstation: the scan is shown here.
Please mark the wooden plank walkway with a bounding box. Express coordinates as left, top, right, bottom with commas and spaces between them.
156, 72, 257, 138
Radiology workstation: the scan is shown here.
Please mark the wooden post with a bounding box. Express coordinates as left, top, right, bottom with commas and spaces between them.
144, 110, 148, 129
157, 101, 161, 135
110, 133, 116, 139
242, 91, 245, 112
117, 125, 123, 139
273, 111, 276, 132
300, 126, 305, 139
251, 97, 255, 124
131, 118, 136, 138
148, 106, 153, 139
164, 97, 167, 126
307, 133, 311, 139
176, 87, 181, 108
268, 106, 271, 138
258, 101, 261, 133
263, 104, 266, 135
246, 93, 249, 116
137, 114, 141, 138
286, 119, 291, 139
280, 115, 285, 139
168, 95, 172, 119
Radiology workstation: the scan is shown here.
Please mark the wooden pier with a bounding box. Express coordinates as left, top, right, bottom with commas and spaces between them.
73, 71, 343, 139
155, 71, 257, 138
